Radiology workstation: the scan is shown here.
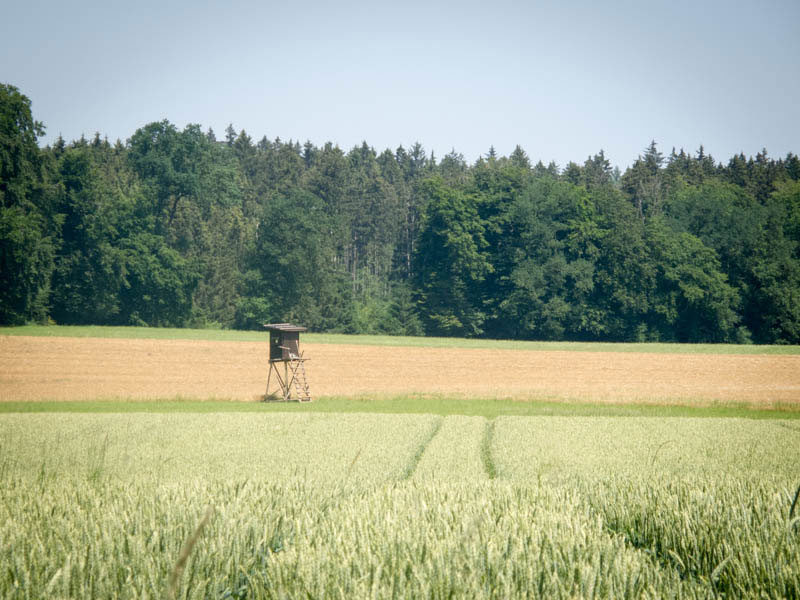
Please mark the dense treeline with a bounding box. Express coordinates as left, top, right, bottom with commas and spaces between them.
2, 83, 799, 343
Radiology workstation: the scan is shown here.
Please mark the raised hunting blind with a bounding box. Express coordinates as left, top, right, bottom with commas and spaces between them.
263, 323, 312, 402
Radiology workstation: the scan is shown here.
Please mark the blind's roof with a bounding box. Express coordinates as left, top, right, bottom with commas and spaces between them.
263, 323, 307, 332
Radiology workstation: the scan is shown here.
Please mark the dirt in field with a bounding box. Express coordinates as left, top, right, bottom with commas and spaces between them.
1, 335, 799, 406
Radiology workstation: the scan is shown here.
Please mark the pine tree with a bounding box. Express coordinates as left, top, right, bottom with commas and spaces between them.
509, 145, 530, 169
225, 123, 236, 146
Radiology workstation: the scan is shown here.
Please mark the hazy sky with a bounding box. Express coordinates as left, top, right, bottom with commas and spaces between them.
3, 0, 798, 168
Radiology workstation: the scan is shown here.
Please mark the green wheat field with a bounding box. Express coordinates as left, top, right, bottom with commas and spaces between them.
2, 411, 799, 598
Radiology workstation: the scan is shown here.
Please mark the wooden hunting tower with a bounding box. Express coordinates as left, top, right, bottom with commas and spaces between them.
263, 323, 312, 402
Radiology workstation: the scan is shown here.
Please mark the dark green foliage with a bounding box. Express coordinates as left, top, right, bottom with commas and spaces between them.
246, 187, 355, 331
0, 205, 55, 323
644, 219, 739, 342
414, 178, 491, 336
233, 295, 272, 331
2, 82, 799, 341
0, 84, 54, 324
665, 180, 800, 343
386, 283, 423, 336
0, 84, 44, 208
118, 233, 200, 327
770, 180, 800, 252
49, 145, 127, 324
490, 174, 597, 340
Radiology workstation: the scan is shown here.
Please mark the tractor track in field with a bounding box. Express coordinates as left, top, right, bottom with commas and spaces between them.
402, 417, 443, 480
411, 416, 490, 481
481, 419, 497, 479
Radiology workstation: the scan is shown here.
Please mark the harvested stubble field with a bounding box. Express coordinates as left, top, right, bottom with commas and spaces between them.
1, 334, 799, 405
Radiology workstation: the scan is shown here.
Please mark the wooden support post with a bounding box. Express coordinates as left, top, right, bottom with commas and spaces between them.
284, 361, 289, 401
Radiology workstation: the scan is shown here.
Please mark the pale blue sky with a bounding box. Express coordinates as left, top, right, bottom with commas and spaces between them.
2, 0, 798, 168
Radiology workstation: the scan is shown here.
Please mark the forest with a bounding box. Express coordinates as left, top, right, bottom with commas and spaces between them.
2, 83, 799, 343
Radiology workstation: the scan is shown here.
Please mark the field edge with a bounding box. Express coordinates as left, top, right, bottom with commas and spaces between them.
2, 324, 799, 355
1, 396, 799, 419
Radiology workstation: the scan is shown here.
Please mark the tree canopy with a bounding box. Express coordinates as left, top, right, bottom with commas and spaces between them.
2, 83, 799, 343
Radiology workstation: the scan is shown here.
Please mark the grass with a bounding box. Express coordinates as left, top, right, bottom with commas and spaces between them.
2, 395, 800, 419
1, 412, 798, 598
492, 415, 800, 482
3, 324, 800, 354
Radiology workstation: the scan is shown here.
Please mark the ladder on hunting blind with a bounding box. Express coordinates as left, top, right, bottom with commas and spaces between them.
288, 352, 312, 402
